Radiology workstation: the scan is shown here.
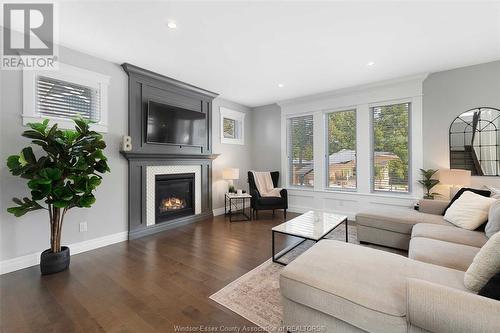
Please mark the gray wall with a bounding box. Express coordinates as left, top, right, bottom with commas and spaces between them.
212, 98, 253, 210
251, 104, 282, 175
423, 60, 500, 195
0, 46, 128, 261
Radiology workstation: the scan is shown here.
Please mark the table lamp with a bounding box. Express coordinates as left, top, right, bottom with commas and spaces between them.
222, 168, 239, 193
439, 169, 471, 198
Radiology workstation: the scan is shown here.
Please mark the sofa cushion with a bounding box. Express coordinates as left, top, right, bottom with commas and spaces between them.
356, 207, 451, 235
257, 196, 284, 206
411, 223, 488, 248
465, 231, 500, 292
444, 191, 496, 230
409, 237, 480, 271
280, 240, 467, 333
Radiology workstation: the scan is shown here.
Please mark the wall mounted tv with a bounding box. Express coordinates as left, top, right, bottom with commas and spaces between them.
146, 100, 207, 146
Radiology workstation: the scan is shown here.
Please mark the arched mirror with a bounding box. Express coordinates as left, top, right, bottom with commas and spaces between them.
449, 107, 500, 176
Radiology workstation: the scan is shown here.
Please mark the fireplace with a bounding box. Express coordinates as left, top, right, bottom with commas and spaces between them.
155, 173, 195, 223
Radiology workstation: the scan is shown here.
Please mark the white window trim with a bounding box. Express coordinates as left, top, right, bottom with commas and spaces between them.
220, 107, 245, 145
23, 63, 110, 133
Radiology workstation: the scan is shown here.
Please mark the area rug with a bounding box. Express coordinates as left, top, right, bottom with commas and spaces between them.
209, 223, 405, 332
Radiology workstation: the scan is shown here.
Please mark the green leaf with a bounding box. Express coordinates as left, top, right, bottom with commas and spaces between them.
79, 195, 96, 208
21, 147, 36, 165
7, 155, 21, 170
22, 130, 46, 140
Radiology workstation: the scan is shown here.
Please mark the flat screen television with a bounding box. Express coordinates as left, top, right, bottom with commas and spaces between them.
146, 100, 206, 146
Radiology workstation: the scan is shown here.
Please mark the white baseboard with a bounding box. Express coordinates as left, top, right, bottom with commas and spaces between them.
0, 231, 128, 275
213, 203, 246, 217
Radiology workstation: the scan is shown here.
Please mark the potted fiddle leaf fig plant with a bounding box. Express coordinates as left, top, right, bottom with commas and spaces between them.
6, 118, 110, 275
418, 168, 440, 200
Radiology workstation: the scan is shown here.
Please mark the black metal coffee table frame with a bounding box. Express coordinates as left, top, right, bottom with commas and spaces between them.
272, 217, 348, 265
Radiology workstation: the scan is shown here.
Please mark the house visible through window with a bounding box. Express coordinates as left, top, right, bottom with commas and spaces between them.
288, 115, 314, 186
372, 102, 410, 192
326, 110, 356, 190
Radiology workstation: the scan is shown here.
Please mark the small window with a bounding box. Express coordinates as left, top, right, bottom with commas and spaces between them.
223, 117, 236, 139
326, 110, 357, 190
372, 102, 410, 193
36, 76, 101, 122
23, 63, 110, 132
288, 115, 314, 187
220, 107, 245, 144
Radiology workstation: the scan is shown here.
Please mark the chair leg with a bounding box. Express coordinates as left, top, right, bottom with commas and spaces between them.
272, 209, 275, 218
255, 210, 259, 220
284, 209, 287, 219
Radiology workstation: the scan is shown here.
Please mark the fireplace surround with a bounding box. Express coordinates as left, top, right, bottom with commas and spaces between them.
121, 63, 218, 239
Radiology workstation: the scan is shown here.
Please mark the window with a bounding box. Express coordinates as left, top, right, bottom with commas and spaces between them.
23, 63, 109, 132
288, 115, 314, 186
220, 107, 245, 144
36, 76, 101, 122
372, 102, 410, 192
326, 110, 356, 190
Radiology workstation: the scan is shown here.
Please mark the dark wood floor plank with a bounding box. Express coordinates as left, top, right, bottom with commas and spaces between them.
0, 211, 297, 332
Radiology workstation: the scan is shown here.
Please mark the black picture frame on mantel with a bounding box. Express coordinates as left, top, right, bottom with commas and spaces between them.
121, 63, 219, 240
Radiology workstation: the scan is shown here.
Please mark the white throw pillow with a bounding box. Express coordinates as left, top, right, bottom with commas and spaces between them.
464, 231, 500, 292
444, 191, 496, 230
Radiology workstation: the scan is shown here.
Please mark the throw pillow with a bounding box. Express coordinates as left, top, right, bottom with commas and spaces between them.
483, 185, 500, 199
443, 187, 491, 215
478, 272, 500, 301
464, 231, 500, 292
485, 200, 500, 238
443, 191, 496, 230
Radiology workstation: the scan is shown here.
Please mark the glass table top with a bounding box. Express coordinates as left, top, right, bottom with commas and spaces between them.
272, 210, 347, 241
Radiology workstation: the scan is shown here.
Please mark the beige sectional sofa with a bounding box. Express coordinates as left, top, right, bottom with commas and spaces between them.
280, 201, 500, 333
356, 199, 455, 250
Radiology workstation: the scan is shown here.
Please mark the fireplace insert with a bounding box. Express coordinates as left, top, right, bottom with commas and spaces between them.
155, 173, 195, 223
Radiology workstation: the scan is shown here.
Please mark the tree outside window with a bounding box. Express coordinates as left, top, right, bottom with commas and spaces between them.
289, 115, 314, 186
372, 103, 410, 192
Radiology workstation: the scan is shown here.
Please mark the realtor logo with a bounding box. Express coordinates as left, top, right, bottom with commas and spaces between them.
2, 3, 57, 69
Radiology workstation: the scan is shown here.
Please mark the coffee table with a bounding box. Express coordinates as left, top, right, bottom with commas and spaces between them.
271, 210, 348, 265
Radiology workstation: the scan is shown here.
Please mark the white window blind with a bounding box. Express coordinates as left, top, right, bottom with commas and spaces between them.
288, 115, 314, 186
326, 110, 357, 190
36, 75, 101, 122
372, 102, 410, 193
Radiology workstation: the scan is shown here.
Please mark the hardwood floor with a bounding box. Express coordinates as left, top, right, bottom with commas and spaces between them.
0, 211, 298, 333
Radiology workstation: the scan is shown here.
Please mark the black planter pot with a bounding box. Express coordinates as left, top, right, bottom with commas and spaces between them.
40, 246, 70, 275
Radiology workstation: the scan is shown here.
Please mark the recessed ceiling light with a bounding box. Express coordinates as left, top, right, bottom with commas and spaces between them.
366, 61, 375, 67
167, 21, 177, 29
278, 83, 284, 88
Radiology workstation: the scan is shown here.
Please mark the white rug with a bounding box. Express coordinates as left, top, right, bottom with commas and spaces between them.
209, 223, 405, 332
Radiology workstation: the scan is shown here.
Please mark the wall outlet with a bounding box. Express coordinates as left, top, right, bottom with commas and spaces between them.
79, 222, 88, 232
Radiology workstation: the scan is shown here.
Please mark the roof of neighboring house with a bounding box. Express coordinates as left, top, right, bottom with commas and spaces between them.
295, 149, 399, 177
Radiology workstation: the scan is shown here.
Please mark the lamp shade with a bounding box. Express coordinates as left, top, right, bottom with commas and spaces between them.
439, 169, 471, 186
222, 168, 239, 180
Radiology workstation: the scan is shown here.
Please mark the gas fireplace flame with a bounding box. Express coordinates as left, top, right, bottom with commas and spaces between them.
160, 197, 186, 211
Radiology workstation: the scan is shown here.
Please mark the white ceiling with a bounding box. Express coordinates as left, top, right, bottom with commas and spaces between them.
57, 1, 500, 107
